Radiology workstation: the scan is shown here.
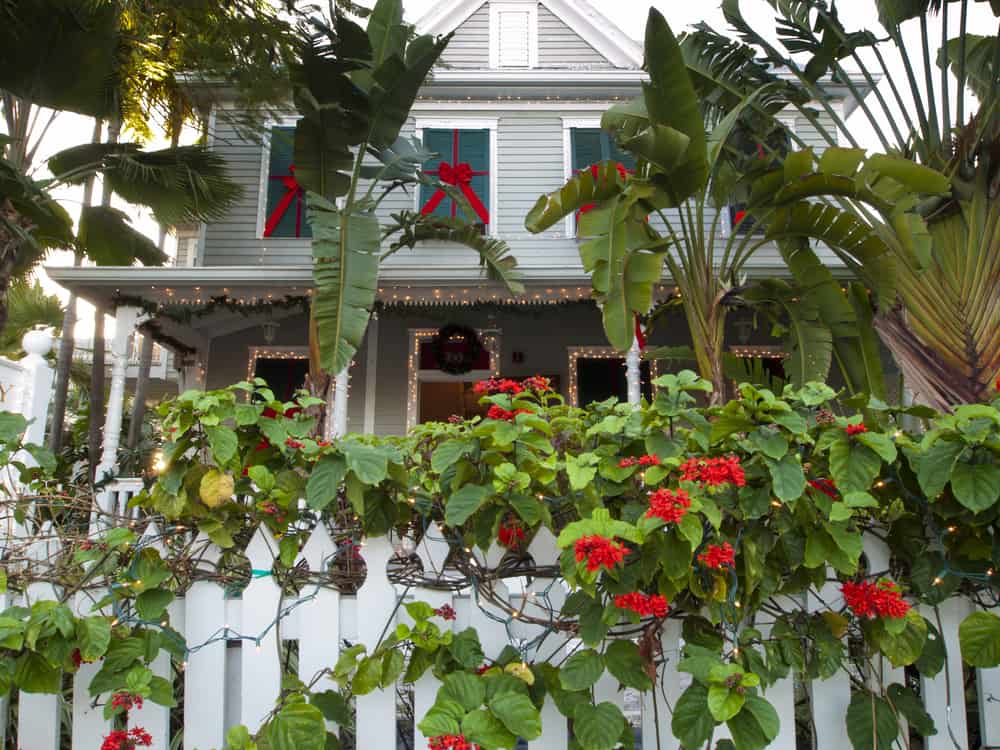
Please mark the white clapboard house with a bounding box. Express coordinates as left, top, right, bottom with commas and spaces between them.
48, 0, 870, 454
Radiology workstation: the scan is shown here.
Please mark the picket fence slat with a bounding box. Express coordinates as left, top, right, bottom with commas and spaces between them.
8, 516, 1000, 750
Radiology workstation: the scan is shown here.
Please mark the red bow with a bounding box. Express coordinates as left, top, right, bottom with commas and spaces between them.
634, 314, 647, 350
264, 165, 304, 237
423, 160, 490, 225
578, 162, 630, 218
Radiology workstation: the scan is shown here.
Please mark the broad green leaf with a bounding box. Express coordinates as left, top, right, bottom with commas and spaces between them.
267, 702, 327, 750
76, 616, 112, 662
708, 684, 746, 721
135, 589, 174, 621
959, 611, 1000, 667
727, 694, 780, 750
877, 609, 927, 668
672, 683, 715, 749
307, 455, 347, 510
916, 439, 963, 499
445, 484, 491, 526
442, 672, 486, 711
525, 161, 624, 233
462, 709, 518, 749
950, 461, 1000, 513
887, 683, 936, 736
431, 440, 474, 474
845, 691, 898, 750
14, 652, 61, 693
312, 690, 352, 725
449, 628, 485, 670
343, 442, 388, 485
749, 428, 788, 459
559, 649, 605, 691
78, 205, 168, 266
417, 700, 464, 737
605, 640, 653, 691
765, 454, 805, 502
829, 440, 882, 493
204, 426, 238, 464
573, 702, 626, 750
488, 692, 542, 740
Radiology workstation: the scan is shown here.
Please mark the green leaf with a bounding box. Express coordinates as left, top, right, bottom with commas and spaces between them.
78, 205, 168, 266
309, 196, 380, 376
605, 640, 653, 690
672, 683, 715, 749
417, 699, 464, 737
380, 648, 405, 687
846, 691, 898, 750
855, 432, 897, 464
886, 683, 936, 736
76, 616, 112, 662
449, 629, 485, 670
559, 649, 605, 691
728, 694, 780, 750
14, 652, 61, 693
829, 440, 882, 493
307, 455, 347, 510
267, 702, 327, 750
343, 442, 388, 485
135, 589, 174, 621
565, 453, 599, 491
445, 484, 491, 526
0, 412, 28, 441
525, 161, 625, 233
312, 690, 352, 725
460, 709, 518, 749
765, 454, 806, 502
950, 461, 1000, 513
352, 655, 382, 695
442, 672, 486, 712
959, 611, 1000, 667
432, 440, 474, 474
708, 684, 746, 722
488, 692, 542, 740
204, 425, 238, 464
916, 439, 964, 499
749, 428, 788, 459
573, 702, 626, 750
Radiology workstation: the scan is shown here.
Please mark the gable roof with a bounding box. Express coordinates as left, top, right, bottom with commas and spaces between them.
414, 0, 643, 69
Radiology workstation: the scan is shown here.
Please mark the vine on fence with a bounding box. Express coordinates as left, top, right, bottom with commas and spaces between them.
2, 374, 1000, 750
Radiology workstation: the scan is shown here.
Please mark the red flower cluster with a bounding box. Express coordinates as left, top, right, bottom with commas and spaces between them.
614, 592, 669, 618
498, 519, 526, 548
448, 414, 464, 424
842, 579, 911, 619
574, 535, 629, 572
475, 664, 492, 675
71, 648, 92, 668
429, 735, 478, 750
284, 437, 305, 449
255, 439, 270, 452
846, 423, 868, 436
619, 454, 660, 468
521, 375, 553, 393
474, 378, 524, 396
645, 488, 692, 525
434, 604, 457, 621
110, 692, 143, 713
680, 456, 746, 487
486, 405, 530, 421
262, 406, 302, 419
699, 542, 735, 569
808, 478, 839, 499
100, 728, 153, 750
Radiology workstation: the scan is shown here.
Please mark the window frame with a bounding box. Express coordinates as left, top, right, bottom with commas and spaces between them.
489, 0, 538, 69
413, 117, 500, 237
256, 115, 306, 241
566, 346, 659, 408
561, 117, 602, 239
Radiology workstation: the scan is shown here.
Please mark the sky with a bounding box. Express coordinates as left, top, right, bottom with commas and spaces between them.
25, 0, 993, 342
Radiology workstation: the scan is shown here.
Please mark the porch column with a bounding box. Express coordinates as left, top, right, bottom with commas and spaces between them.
178, 354, 206, 393
330, 366, 350, 438
625, 335, 642, 407
95, 305, 144, 485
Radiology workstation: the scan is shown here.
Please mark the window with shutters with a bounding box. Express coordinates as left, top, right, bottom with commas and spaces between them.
418, 127, 492, 234
261, 126, 311, 239
490, 2, 538, 68
728, 125, 792, 235
570, 128, 636, 173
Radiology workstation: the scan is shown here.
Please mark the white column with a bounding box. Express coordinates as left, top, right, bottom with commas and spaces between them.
329, 366, 350, 439
179, 355, 206, 394
17, 330, 54, 448
94, 305, 143, 485
625, 335, 642, 407
363, 317, 379, 434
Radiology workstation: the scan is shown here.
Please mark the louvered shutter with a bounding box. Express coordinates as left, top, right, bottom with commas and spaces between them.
420, 129, 456, 219
420, 129, 490, 228
571, 128, 604, 171
263, 126, 311, 238
497, 10, 530, 67
459, 129, 490, 226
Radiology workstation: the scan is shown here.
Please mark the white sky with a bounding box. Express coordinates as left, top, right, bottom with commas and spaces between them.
26, 0, 992, 341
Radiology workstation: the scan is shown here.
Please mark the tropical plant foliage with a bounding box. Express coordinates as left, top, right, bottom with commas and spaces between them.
691, 0, 1000, 409
292, 0, 524, 384
6, 372, 998, 749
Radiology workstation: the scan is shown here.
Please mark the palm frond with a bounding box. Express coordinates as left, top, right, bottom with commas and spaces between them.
385, 211, 525, 295
0, 279, 62, 357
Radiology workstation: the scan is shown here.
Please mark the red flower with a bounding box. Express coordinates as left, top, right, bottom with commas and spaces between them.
284, 438, 304, 450
110, 692, 143, 713
71, 648, 89, 668
846, 423, 868, 436
699, 542, 735, 570
317, 439, 331, 447
614, 592, 669, 618
100, 727, 153, 750
620, 454, 660, 469
261, 407, 278, 419
475, 664, 491, 675
486, 405, 531, 421
448, 414, 464, 424
808, 478, 839, 499
645, 488, 692, 525
255, 439, 270, 452
498, 519, 526, 549
842, 579, 910, 619
474, 378, 523, 396
79, 540, 93, 551
434, 604, 457, 621
680, 456, 746, 487
574, 535, 628, 573
284, 406, 302, 418
261, 502, 279, 516
428, 734, 477, 750
522, 375, 552, 393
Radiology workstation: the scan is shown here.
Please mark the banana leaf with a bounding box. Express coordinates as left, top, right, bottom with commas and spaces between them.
524, 162, 626, 233
309, 194, 380, 376
77, 206, 167, 267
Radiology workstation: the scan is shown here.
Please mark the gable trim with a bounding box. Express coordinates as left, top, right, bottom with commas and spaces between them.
414, 0, 642, 69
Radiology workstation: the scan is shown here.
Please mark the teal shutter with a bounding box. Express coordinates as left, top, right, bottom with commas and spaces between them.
458, 129, 489, 225
264, 126, 311, 238
420, 128, 490, 226
420, 128, 455, 219
571, 128, 636, 171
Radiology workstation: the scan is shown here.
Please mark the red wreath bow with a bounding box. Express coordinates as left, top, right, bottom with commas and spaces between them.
264, 165, 305, 237
422, 160, 490, 225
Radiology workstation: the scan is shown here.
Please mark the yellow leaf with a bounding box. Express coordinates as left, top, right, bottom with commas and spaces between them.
199, 469, 234, 509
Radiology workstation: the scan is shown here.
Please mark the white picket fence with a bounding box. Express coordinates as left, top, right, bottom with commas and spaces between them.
4, 493, 1000, 750
0, 330, 54, 448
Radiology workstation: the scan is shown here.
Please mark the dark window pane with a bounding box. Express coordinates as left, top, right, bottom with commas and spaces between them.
577, 358, 652, 406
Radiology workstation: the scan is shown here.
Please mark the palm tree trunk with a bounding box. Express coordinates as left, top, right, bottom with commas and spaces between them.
88, 305, 106, 480
126, 330, 153, 451
49, 118, 103, 453
683, 289, 728, 405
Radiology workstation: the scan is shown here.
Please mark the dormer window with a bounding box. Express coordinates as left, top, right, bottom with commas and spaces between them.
490, 1, 538, 68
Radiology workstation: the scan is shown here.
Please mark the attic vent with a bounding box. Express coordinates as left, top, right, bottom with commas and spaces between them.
490, 2, 537, 68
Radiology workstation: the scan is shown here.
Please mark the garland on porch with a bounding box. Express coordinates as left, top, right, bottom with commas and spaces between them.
4, 375, 1000, 750
111, 293, 311, 325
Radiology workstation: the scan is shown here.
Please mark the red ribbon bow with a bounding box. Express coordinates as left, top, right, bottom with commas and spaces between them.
422, 160, 490, 225
578, 162, 630, 218
264, 165, 304, 237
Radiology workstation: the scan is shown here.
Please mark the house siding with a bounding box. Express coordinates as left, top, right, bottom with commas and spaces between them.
536, 4, 614, 69
437, 3, 489, 68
